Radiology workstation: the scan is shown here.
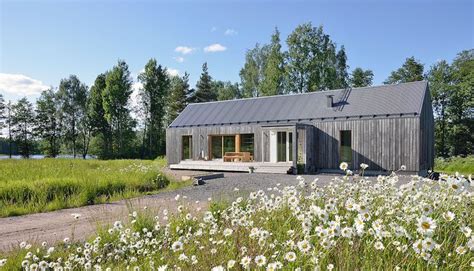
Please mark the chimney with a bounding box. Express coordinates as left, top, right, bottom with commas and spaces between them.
326, 95, 334, 108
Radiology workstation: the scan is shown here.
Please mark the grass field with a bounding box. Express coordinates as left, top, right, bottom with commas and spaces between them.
1, 168, 472, 270
435, 156, 474, 175
0, 158, 186, 217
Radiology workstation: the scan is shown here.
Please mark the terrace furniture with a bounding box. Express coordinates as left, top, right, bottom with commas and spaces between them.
223, 152, 253, 162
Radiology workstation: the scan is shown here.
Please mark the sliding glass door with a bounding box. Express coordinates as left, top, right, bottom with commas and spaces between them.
271, 131, 293, 162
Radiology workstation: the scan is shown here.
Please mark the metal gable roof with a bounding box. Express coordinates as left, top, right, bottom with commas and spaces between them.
169, 81, 428, 128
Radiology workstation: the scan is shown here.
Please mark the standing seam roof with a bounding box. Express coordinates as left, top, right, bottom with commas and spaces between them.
169, 81, 428, 128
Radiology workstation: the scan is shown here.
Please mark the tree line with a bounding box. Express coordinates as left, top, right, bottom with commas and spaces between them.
0, 22, 471, 159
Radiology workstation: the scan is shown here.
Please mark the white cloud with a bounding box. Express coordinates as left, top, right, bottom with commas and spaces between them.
167, 68, 180, 77
174, 46, 195, 55
224, 29, 238, 36
0, 73, 50, 96
204, 43, 227, 53
174, 56, 185, 63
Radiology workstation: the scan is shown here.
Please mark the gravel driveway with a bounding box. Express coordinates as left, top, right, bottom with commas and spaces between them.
0, 172, 411, 253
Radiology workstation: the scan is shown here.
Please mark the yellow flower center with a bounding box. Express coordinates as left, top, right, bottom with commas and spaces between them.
421, 222, 431, 230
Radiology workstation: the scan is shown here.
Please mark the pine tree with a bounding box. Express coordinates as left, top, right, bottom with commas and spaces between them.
194, 63, 217, 103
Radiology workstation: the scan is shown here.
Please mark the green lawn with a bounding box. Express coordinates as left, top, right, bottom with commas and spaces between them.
435, 156, 474, 175
0, 158, 186, 217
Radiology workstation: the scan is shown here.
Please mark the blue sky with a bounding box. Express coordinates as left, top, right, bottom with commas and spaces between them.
0, 0, 473, 102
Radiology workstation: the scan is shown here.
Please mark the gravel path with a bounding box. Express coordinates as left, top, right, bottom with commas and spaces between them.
0, 172, 411, 253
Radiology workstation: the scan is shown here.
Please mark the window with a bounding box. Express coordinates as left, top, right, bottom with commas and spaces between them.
340, 130, 352, 164
240, 134, 254, 157
223, 136, 235, 154
277, 132, 287, 162
288, 132, 293, 162
182, 136, 192, 160
211, 136, 223, 159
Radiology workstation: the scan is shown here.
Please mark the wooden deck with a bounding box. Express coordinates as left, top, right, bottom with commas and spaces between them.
169, 160, 293, 174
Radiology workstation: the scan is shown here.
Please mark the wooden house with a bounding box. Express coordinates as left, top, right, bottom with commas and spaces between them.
166, 81, 434, 175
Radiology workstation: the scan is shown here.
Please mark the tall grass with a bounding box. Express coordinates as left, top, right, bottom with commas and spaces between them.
1, 171, 472, 270
435, 155, 474, 175
0, 158, 171, 217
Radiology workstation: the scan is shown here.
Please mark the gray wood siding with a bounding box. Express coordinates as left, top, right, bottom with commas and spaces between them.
311, 117, 420, 172
166, 125, 264, 164
419, 87, 435, 171
167, 114, 430, 174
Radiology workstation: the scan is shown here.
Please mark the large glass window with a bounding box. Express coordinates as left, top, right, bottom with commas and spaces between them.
223, 136, 235, 154
240, 134, 254, 158
182, 136, 192, 160
340, 130, 352, 164
211, 136, 223, 159
277, 132, 287, 162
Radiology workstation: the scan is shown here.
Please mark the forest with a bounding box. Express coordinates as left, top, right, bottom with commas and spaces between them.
0, 22, 472, 160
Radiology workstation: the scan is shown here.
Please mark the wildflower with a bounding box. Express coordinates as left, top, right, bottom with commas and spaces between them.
240, 256, 251, 269
400, 165, 406, 171
227, 259, 236, 269
417, 216, 437, 236
285, 251, 296, 262
255, 255, 267, 267
171, 241, 183, 252
327, 264, 334, 270
422, 237, 436, 251
467, 237, 474, 251
341, 227, 353, 238
461, 226, 472, 237
456, 246, 467, 255
178, 253, 188, 261
223, 228, 233, 237
211, 266, 225, 271
442, 211, 455, 222
0, 259, 6, 267
339, 162, 348, 171
374, 241, 385, 250
157, 265, 167, 271
267, 262, 278, 271
71, 213, 81, 220
360, 163, 368, 170
297, 240, 312, 253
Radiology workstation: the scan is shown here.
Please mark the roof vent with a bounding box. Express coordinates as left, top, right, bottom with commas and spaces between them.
326, 95, 334, 108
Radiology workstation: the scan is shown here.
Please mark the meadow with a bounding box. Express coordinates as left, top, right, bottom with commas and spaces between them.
435, 156, 474, 175
0, 158, 180, 217
1, 164, 472, 270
